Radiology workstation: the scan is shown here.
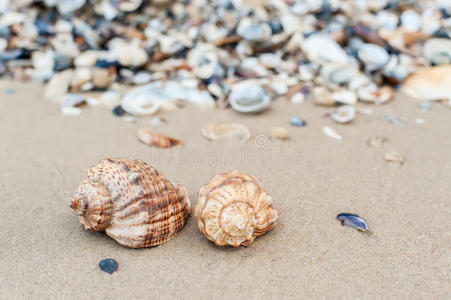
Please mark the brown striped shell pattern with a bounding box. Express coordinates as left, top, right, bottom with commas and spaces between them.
194, 171, 278, 247
69, 158, 191, 248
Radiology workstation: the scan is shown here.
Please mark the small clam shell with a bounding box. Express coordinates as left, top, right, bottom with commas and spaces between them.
331, 105, 356, 124
423, 38, 451, 65
201, 123, 251, 142
229, 84, 271, 113
336, 213, 368, 232
358, 44, 390, 71
69, 158, 190, 248
302, 35, 350, 65
195, 171, 278, 247
137, 128, 182, 148
401, 65, 451, 101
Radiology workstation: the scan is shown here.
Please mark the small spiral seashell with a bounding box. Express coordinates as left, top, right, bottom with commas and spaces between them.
69, 158, 191, 248
195, 171, 278, 247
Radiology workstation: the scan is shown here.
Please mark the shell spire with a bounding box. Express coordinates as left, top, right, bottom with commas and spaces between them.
69, 158, 190, 248
195, 171, 278, 247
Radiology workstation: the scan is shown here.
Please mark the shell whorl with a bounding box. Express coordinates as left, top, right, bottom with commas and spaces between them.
69, 158, 191, 248
195, 171, 278, 247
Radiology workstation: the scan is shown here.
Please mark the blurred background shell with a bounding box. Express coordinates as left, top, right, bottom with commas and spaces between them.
194, 171, 278, 247
68, 158, 191, 248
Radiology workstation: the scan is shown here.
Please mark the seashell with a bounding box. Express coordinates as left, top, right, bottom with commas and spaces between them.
98, 258, 118, 274
323, 126, 342, 141
367, 136, 387, 148
358, 44, 390, 71
290, 92, 306, 104
100, 90, 121, 109
92, 68, 111, 89
290, 117, 307, 127
384, 151, 404, 165
71, 68, 92, 90
201, 123, 251, 142
401, 10, 421, 32
194, 171, 278, 247
137, 128, 182, 148
401, 65, 451, 101
331, 90, 357, 105
321, 63, 360, 85
74, 50, 99, 68
331, 105, 356, 124
302, 35, 351, 65
44, 69, 73, 101
358, 84, 394, 104
122, 81, 214, 116
313, 87, 335, 107
228, 84, 271, 113
55, 0, 86, 15
270, 127, 288, 140
69, 158, 190, 248
336, 213, 368, 232
118, 0, 143, 12
237, 18, 272, 42
423, 38, 451, 65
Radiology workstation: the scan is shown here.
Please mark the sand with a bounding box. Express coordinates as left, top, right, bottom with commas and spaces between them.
0, 80, 450, 299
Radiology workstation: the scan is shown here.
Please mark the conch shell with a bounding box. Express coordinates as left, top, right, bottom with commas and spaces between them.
194, 171, 278, 247
69, 158, 191, 248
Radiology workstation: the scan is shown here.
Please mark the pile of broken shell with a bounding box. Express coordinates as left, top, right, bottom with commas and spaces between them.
0, 0, 449, 120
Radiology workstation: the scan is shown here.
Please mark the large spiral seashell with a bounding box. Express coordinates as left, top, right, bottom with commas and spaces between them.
69, 158, 191, 248
195, 171, 278, 247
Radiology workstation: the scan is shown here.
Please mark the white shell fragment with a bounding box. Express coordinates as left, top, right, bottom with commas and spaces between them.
323, 126, 343, 141
201, 123, 251, 142
122, 81, 215, 116
423, 38, 451, 65
229, 84, 271, 114
331, 105, 356, 124
358, 44, 390, 71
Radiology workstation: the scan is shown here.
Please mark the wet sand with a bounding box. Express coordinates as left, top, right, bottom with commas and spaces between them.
0, 80, 450, 299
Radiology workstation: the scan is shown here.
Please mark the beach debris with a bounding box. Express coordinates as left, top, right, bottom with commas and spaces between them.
323, 126, 343, 141
419, 102, 432, 112
415, 118, 425, 125
270, 127, 289, 140
60, 93, 86, 115
112, 105, 126, 117
423, 38, 451, 65
0, 0, 450, 120
336, 213, 368, 232
384, 151, 405, 165
98, 259, 118, 274
149, 117, 167, 127
229, 84, 271, 114
195, 171, 278, 247
122, 81, 214, 116
290, 92, 305, 104
331, 105, 356, 124
358, 44, 390, 71
69, 158, 190, 248
402, 65, 451, 101
137, 128, 182, 148
367, 136, 388, 148
290, 117, 307, 127
384, 113, 405, 125
201, 123, 251, 142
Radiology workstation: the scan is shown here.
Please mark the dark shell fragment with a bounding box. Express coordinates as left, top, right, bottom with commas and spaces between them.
98, 258, 118, 274
336, 213, 368, 232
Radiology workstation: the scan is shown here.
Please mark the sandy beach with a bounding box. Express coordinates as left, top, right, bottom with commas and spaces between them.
0, 80, 449, 299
